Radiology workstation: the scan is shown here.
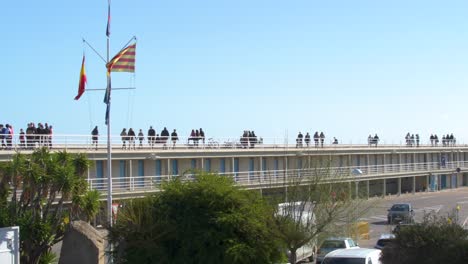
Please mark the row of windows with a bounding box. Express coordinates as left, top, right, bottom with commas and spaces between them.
95, 153, 466, 178
95, 158, 281, 178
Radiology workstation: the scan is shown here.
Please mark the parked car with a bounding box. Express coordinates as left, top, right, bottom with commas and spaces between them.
316, 237, 359, 264
322, 248, 382, 264
387, 203, 414, 224
374, 234, 395, 249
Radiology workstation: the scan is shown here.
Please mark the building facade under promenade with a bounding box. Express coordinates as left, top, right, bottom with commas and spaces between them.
75, 144, 468, 199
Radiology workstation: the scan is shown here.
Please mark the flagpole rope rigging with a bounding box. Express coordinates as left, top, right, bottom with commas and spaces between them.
119, 36, 137, 53
82, 38, 107, 64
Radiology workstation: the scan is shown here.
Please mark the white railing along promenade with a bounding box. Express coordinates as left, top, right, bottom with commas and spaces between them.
87, 161, 467, 195
1, 134, 465, 151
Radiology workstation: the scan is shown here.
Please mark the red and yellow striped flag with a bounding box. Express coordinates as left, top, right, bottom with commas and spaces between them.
107, 43, 136, 72
74, 55, 87, 100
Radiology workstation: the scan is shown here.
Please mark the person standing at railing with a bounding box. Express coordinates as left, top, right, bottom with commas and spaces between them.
138, 129, 144, 149
434, 134, 439, 146
430, 134, 435, 146
250, 131, 257, 148
161, 127, 170, 149
44, 123, 51, 149
0, 124, 6, 149
26, 123, 34, 149
296, 132, 303, 148
91, 126, 99, 150
19, 128, 25, 149
416, 134, 420, 147
195, 129, 200, 147
319, 131, 325, 148
200, 128, 205, 145
171, 129, 179, 149
5, 124, 13, 150
120, 128, 127, 149
304, 132, 311, 147
314, 131, 319, 147
147, 126, 156, 148
128, 128, 136, 150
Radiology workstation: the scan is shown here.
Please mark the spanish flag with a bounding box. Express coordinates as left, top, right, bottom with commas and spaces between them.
107, 43, 136, 73
74, 55, 87, 100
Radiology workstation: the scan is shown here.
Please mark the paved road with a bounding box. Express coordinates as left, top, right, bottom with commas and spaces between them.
356, 187, 468, 248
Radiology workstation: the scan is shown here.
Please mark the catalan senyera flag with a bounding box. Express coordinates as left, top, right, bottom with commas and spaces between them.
107, 43, 136, 72
74, 55, 87, 100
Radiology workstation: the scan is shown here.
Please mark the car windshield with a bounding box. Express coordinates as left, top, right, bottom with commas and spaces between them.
321, 240, 346, 249
377, 239, 393, 247
390, 204, 409, 211
323, 257, 366, 264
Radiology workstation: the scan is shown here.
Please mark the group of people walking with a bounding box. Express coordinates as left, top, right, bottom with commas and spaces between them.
296, 131, 327, 148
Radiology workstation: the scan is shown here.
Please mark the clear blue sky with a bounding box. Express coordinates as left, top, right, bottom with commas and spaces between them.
3, 0, 468, 144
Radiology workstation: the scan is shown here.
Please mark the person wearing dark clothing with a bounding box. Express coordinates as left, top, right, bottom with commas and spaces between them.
171, 129, 179, 149
241, 131, 248, 149
5, 124, 12, 150
333, 137, 338, 144
148, 126, 156, 148
250, 131, 257, 148
319, 132, 325, 148
161, 127, 170, 149
434, 134, 439, 146
138, 129, 144, 148
189, 129, 196, 146
19, 129, 25, 149
128, 128, 136, 150
313, 132, 319, 147
120, 128, 127, 149
195, 129, 200, 147
91, 126, 99, 150
304, 132, 311, 147
0, 124, 6, 149
416, 134, 420, 147
430, 134, 435, 146
199, 128, 205, 145
296, 132, 303, 148
373, 134, 379, 147
26, 123, 35, 149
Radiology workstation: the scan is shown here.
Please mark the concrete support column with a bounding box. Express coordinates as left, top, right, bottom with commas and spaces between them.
399, 154, 403, 172
383, 154, 386, 173
231, 157, 235, 174
366, 154, 370, 174
412, 176, 416, 194
167, 159, 171, 180
201, 158, 204, 170
259, 157, 263, 181
383, 179, 386, 197
366, 180, 370, 199
426, 175, 430, 192
398, 178, 402, 196
413, 153, 417, 171
425, 153, 429, 170
129, 160, 133, 191
355, 181, 359, 199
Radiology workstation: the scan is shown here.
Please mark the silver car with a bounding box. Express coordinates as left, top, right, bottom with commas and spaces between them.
387, 203, 414, 224
316, 237, 359, 264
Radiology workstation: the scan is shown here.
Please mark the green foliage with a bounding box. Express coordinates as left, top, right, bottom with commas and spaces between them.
0, 148, 91, 264
109, 172, 282, 264
381, 212, 468, 264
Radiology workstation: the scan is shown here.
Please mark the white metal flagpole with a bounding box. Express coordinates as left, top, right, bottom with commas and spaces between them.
106, 0, 113, 227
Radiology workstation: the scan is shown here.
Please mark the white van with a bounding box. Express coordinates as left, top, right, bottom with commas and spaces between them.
322, 248, 382, 264
277, 202, 316, 263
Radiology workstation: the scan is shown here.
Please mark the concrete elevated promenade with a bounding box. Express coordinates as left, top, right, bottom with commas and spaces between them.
1, 134, 466, 200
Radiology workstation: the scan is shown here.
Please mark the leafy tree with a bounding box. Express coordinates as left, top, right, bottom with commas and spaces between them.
109, 172, 283, 264
272, 159, 374, 264
0, 148, 93, 264
381, 212, 468, 264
